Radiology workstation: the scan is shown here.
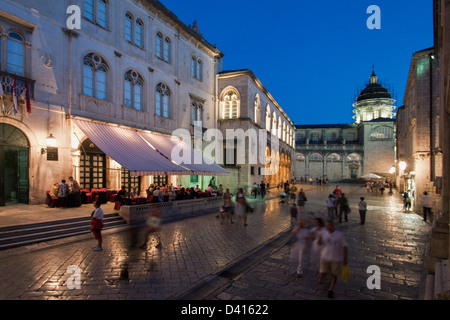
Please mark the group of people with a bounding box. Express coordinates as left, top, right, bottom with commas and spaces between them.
366, 180, 394, 194
219, 187, 254, 226
298, 176, 329, 185
290, 217, 348, 299
251, 181, 267, 199
48, 177, 81, 208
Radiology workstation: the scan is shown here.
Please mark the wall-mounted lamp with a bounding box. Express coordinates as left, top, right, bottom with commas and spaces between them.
41, 133, 57, 154
399, 161, 407, 171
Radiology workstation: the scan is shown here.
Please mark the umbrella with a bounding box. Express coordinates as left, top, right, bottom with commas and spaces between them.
361, 173, 382, 179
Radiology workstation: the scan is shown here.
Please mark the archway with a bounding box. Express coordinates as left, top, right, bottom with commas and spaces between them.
0, 124, 30, 206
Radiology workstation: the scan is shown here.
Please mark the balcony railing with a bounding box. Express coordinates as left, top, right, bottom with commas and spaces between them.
0, 71, 35, 100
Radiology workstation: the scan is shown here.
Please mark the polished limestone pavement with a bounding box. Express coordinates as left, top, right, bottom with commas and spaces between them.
0, 183, 431, 301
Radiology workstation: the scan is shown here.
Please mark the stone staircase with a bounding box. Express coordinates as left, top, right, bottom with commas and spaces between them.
0, 213, 127, 251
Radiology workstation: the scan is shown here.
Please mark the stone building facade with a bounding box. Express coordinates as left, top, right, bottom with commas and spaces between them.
295, 70, 396, 182
0, 0, 226, 205
216, 70, 295, 193
396, 47, 442, 213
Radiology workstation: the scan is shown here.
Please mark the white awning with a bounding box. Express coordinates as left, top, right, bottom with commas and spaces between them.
138, 131, 229, 176
73, 119, 192, 176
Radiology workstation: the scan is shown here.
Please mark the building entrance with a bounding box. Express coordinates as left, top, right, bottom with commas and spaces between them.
0, 124, 30, 206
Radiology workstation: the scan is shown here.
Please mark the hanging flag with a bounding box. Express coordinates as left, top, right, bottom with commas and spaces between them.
26, 82, 31, 114
12, 75, 19, 115
0, 82, 4, 98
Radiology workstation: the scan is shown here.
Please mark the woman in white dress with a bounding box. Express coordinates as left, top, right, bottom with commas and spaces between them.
310, 217, 327, 273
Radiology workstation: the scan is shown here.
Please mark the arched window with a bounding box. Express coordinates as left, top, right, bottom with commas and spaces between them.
222, 90, 239, 119
369, 126, 394, 140
254, 95, 261, 125
155, 82, 170, 118
309, 153, 323, 161
327, 153, 341, 161
156, 32, 163, 59
272, 112, 277, 136
83, 53, 108, 100
84, 0, 108, 29
282, 122, 286, 142
278, 117, 282, 139
124, 70, 144, 110
191, 101, 203, 125
7, 32, 25, 76
265, 105, 271, 132
164, 36, 171, 63
125, 12, 133, 42
346, 153, 361, 161
135, 19, 143, 47
191, 55, 202, 80
296, 153, 306, 161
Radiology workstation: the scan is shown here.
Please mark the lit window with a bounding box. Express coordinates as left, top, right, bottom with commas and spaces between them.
222, 90, 239, 119
265, 105, 271, 132
7, 32, 24, 76
156, 83, 170, 118
191, 101, 203, 125
83, 53, 109, 100
124, 70, 144, 110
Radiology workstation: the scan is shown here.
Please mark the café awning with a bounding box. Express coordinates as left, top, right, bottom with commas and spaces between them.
139, 131, 229, 176
73, 119, 192, 176
73, 119, 228, 177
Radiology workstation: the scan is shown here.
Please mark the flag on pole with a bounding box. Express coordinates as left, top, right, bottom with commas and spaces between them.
12, 74, 19, 115
25, 82, 31, 114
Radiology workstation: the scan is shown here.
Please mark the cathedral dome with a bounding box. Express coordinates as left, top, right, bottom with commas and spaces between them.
356, 69, 391, 102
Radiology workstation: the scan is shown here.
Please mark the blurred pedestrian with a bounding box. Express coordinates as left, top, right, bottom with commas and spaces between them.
288, 183, 297, 204
290, 220, 311, 278
140, 208, 162, 250
421, 192, 432, 222
297, 188, 307, 216
358, 197, 368, 225
222, 188, 234, 224
235, 188, 250, 226
91, 201, 104, 251
326, 194, 335, 221
260, 181, 266, 199
290, 203, 298, 224
338, 193, 350, 223
318, 220, 348, 299
310, 217, 326, 273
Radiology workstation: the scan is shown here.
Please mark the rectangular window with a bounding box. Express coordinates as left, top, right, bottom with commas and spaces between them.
7, 40, 24, 76
134, 85, 142, 111
135, 23, 143, 47
83, 66, 94, 97
97, 0, 108, 28
156, 94, 161, 116
84, 0, 94, 20
125, 19, 133, 42
124, 81, 132, 107
96, 71, 106, 100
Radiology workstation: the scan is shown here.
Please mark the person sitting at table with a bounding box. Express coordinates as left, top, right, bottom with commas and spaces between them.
116, 185, 127, 204
130, 186, 138, 198
194, 185, 201, 193
206, 184, 216, 196
47, 183, 59, 207
175, 188, 186, 200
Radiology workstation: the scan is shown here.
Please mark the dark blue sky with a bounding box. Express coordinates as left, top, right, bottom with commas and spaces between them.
161, 0, 434, 125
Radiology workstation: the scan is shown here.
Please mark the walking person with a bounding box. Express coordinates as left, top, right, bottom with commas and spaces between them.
235, 188, 250, 226
297, 189, 307, 217
91, 201, 104, 251
338, 193, 350, 223
290, 203, 298, 224
317, 220, 348, 299
358, 197, 368, 225
288, 183, 297, 204
139, 208, 162, 250
260, 181, 266, 199
310, 217, 326, 273
290, 220, 311, 278
222, 188, 234, 224
421, 191, 432, 222
252, 182, 258, 199
326, 194, 335, 221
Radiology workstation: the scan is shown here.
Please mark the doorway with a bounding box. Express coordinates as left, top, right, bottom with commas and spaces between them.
0, 124, 30, 206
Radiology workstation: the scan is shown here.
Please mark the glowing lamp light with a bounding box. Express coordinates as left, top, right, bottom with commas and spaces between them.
46, 134, 57, 147
389, 166, 396, 174
399, 161, 407, 171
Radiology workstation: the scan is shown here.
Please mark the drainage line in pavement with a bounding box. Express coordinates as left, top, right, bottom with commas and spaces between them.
167, 227, 293, 300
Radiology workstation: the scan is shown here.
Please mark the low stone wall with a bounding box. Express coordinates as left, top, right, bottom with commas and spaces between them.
119, 196, 223, 225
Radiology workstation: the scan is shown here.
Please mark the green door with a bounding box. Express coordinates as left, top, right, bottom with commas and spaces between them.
17, 148, 29, 204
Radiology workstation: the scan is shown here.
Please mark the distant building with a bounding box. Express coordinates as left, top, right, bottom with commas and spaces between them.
295, 69, 396, 182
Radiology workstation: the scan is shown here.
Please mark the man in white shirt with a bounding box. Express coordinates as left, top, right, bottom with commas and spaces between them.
318, 220, 348, 298
421, 191, 432, 222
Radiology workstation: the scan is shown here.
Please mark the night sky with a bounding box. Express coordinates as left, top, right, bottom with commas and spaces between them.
160, 0, 434, 125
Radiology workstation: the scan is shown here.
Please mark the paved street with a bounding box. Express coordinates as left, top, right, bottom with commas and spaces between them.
0, 183, 431, 302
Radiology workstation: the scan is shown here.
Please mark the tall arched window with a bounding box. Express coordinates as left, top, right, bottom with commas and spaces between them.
125, 12, 133, 42
155, 83, 170, 118
164, 36, 171, 63
272, 112, 277, 136
125, 12, 144, 48
254, 95, 261, 125
278, 117, 282, 139
191, 101, 203, 125
265, 105, 271, 132
7, 32, 25, 76
191, 55, 202, 80
135, 19, 143, 47
83, 53, 108, 100
222, 90, 239, 119
124, 70, 144, 110
156, 32, 163, 59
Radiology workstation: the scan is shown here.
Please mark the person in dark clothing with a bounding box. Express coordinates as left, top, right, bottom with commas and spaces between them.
338, 193, 350, 223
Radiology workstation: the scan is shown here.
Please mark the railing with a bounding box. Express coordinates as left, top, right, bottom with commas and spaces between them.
119, 196, 224, 225
0, 71, 35, 99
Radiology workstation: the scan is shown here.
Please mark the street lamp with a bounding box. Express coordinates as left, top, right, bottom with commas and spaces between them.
41, 133, 57, 154
399, 161, 407, 171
